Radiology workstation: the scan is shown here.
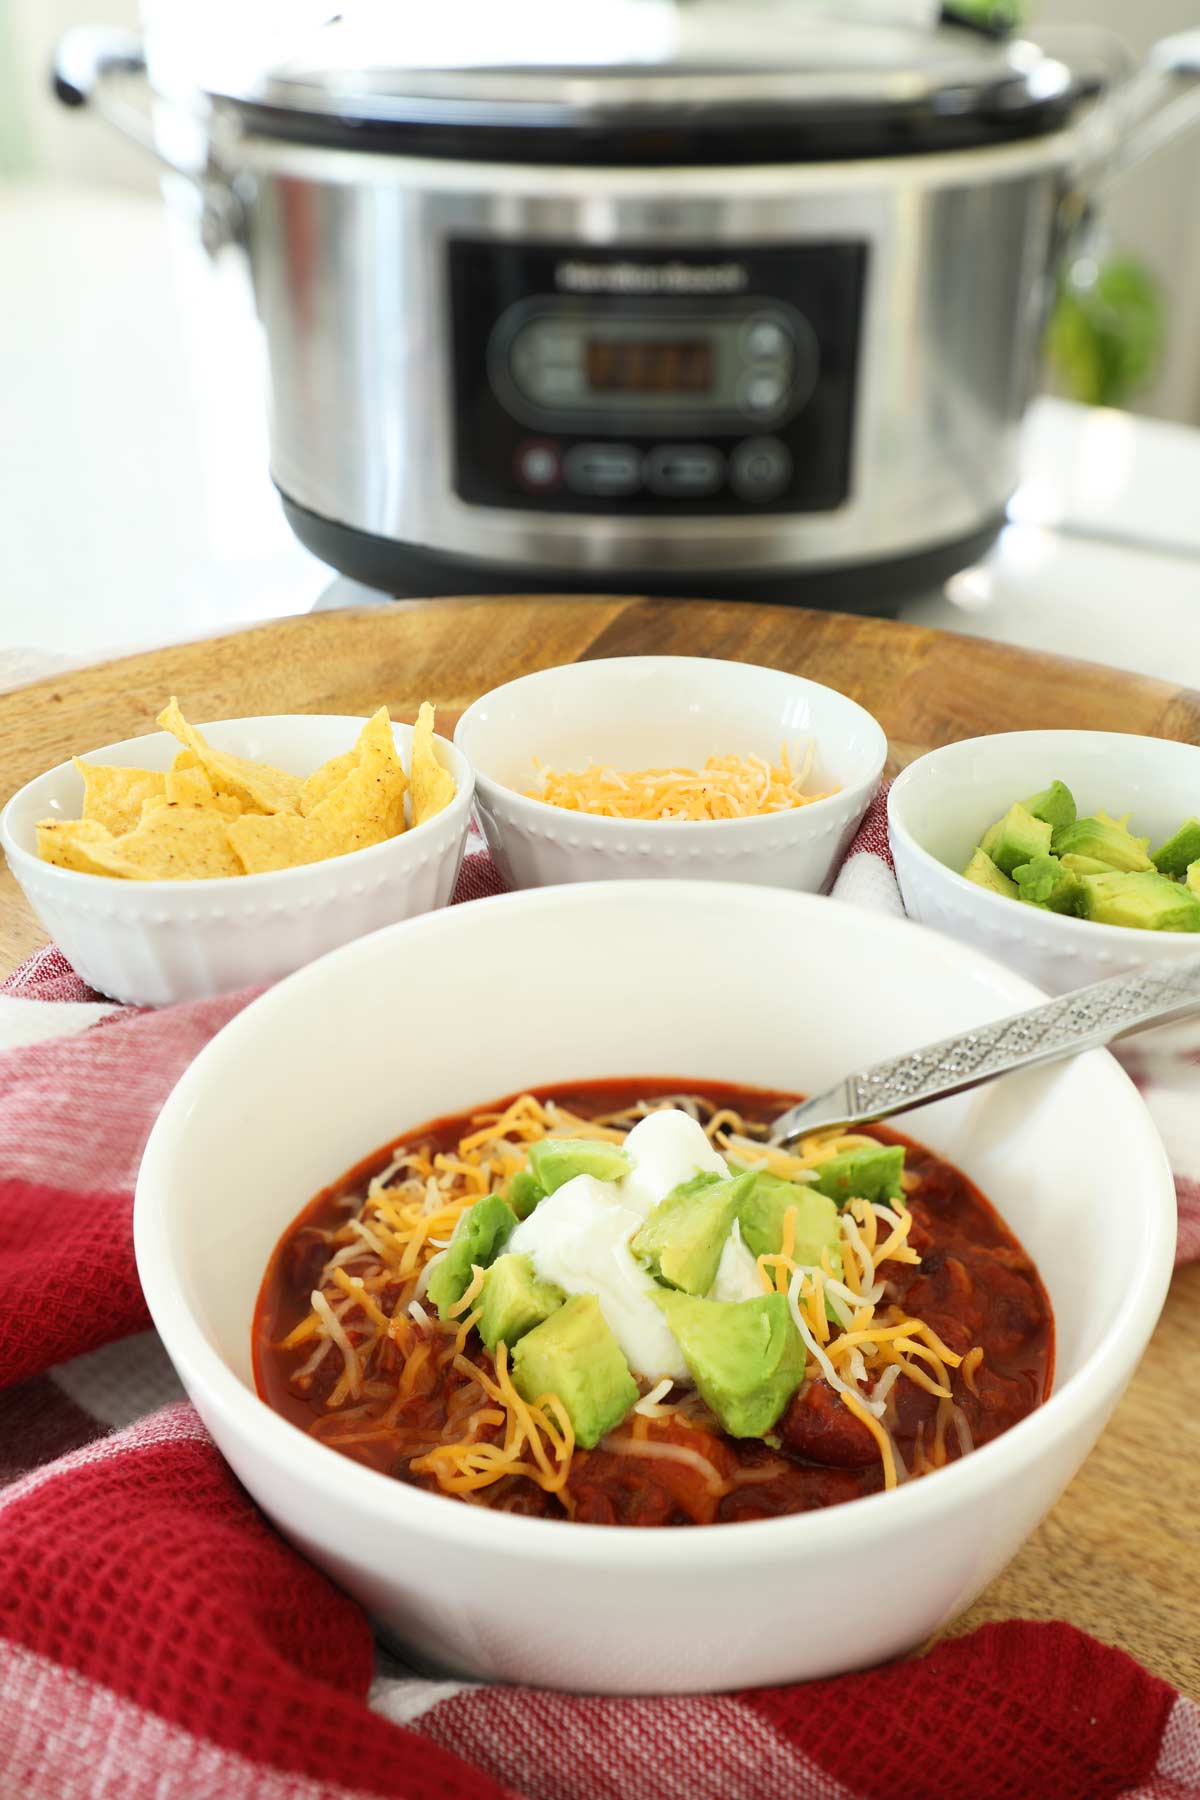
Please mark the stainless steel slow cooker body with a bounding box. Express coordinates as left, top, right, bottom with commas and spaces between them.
241, 136, 1060, 603
55, 5, 1200, 606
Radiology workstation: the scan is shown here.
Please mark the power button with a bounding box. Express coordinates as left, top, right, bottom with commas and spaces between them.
730, 438, 793, 503
515, 439, 561, 491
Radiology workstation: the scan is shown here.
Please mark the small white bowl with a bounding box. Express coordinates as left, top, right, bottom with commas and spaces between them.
135, 882, 1174, 1693
889, 729, 1200, 994
454, 656, 886, 892
1, 716, 474, 1007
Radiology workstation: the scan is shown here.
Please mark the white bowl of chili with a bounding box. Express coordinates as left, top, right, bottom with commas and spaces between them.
134, 882, 1175, 1694
454, 656, 887, 891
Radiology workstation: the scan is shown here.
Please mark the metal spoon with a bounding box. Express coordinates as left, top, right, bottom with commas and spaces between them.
770, 950, 1200, 1145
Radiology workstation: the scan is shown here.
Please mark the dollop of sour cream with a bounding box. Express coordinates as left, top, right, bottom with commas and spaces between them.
508, 1108, 743, 1381
619, 1107, 731, 1219
509, 1174, 688, 1381
710, 1219, 764, 1305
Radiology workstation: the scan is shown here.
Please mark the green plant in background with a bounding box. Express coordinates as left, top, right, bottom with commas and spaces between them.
942, 0, 1024, 30
1047, 256, 1165, 409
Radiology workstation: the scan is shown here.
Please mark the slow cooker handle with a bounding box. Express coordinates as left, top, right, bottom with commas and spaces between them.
53, 25, 144, 109
1114, 31, 1200, 181
1072, 28, 1200, 193
51, 26, 241, 256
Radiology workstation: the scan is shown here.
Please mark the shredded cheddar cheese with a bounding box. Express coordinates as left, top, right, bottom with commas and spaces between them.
446, 1264, 486, 1320
961, 1345, 985, 1395
526, 743, 834, 822
412, 1344, 575, 1497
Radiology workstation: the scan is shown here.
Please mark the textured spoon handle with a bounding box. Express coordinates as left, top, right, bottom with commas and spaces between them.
771, 950, 1200, 1143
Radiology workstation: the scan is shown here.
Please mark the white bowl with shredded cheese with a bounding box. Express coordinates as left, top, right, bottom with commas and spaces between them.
135, 881, 1175, 1694
454, 656, 887, 891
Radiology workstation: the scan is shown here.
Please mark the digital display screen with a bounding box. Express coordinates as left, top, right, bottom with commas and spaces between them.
585, 339, 714, 395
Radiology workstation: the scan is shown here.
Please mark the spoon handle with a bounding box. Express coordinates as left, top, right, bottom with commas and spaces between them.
770, 950, 1200, 1144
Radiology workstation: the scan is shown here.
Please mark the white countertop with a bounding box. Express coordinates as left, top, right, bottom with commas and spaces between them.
3, 178, 1198, 692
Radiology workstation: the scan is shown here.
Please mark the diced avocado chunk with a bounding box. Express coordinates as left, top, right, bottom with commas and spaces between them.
979, 803, 1053, 877
505, 1169, 546, 1221
1151, 818, 1200, 879
1078, 870, 1200, 933
811, 1144, 905, 1209
631, 1172, 750, 1297
1060, 852, 1118, 876
511, 1293, 638, 1449
1011, 853, 1084, 916
527, 1137, 632, 1195
425, 1192, 517, 1321
1022, 779, 1076, 831
736, 1173, 842, 1272
1188, 862, 1200, 898
478, 1253, 564, 1353
651, 1290, 805, 1438
1052, 815, 1152, 873
962, 847, 1019, 899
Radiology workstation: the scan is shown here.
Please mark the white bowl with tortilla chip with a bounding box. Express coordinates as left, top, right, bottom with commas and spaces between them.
0, 714, 474, 1007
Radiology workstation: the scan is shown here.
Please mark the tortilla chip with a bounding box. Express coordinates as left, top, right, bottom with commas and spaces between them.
37, 817, 119, 875
74, 760, 167, 835
157, 698, 302, 815
356, 706, 402, 759
410, 702, 456, 827
171, 747, 258, 817
326, 708, 408, 838
308, 754, 405, 851
299, 708, 406, 818
80, 800, 243, 880
163, 760, 243, 818
38, 698, 426, 881
298, 750, 357, 817
227, 812, 324, 875
231, 711, 407, 871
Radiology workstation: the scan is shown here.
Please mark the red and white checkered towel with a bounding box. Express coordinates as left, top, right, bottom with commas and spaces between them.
1, 802, 1198, 1800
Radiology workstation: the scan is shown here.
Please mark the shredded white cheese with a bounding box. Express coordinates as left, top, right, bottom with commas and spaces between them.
311, 1287, 362, 1398
633, 1378, 674, 1415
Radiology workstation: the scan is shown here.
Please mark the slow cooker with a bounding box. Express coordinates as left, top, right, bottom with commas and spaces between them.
56, 3, 1200, 608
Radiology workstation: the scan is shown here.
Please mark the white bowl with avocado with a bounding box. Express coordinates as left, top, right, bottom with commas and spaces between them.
134, 880, 1174, 1692
889, 731, 1200, 996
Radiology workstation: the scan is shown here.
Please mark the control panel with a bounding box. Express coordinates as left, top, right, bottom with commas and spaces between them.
448, 240, 867, 516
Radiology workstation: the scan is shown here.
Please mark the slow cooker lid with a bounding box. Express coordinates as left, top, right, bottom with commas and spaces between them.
197, 0, 1084, 163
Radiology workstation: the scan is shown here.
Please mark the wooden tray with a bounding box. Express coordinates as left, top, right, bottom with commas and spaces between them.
2, 597, 1198, 1696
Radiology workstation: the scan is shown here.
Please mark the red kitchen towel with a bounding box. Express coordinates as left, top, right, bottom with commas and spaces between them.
1, 816, 1198, 1800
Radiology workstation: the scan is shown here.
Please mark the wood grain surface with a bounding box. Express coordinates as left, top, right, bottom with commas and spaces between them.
2, 596, 1198, 1696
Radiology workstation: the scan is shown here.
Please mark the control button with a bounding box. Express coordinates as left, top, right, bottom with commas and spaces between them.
738, 370, 790, 417
564, 443, 642, 497
645, 444, 725, 498
742, 315, 791, 361
515, 439, 562, 492
730, 438, 792, 503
